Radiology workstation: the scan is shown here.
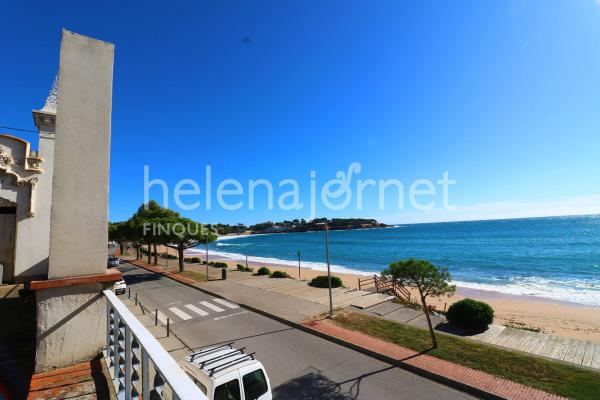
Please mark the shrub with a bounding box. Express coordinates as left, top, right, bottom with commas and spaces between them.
270, 270, 289, 278
191, 257, 201, 263
184, 257, 191, 262
237, 264, 245, 271
309, 275, 342, 288
255, 267, 271, 276
202, 260, 208, 265
447, 298, 494, 331
213, 262, 228, 268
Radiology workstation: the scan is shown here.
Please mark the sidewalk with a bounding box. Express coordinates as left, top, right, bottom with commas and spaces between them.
125, 259, 571, 400
302, 318, 568, 400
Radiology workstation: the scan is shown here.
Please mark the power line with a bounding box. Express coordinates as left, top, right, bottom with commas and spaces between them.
0, 125, 38, 134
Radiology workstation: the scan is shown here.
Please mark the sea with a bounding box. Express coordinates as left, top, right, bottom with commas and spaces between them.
190, 215, 600, 307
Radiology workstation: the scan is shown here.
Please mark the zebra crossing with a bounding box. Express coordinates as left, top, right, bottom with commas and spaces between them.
164, 298, 240, 322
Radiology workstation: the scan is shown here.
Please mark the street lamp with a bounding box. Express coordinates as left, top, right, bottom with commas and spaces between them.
297, 250, 301, 280
316, 220, 333, 317
205, 240, 209, 280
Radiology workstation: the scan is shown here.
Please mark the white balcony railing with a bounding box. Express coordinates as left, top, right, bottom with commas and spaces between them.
103, 290, 208, 400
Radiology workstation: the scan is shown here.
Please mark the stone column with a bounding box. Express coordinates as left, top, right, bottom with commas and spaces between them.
33, 29, 121, 372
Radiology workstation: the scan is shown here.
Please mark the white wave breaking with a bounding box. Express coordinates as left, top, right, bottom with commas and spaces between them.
187, 247, 600, 307
453, 277, 600, 307
185, 248, 373, 276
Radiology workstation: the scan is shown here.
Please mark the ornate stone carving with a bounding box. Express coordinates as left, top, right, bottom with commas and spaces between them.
0, 148, 15, 167
17, 177, 38, 188
0, 136, 43, 218
27, 157, 42, 170
41, 74, 59, 114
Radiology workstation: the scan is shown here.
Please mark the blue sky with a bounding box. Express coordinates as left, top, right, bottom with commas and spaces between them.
2, 1, 600, 225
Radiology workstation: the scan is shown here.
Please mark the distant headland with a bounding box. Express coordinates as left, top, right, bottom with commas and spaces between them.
214, 218, 388, 235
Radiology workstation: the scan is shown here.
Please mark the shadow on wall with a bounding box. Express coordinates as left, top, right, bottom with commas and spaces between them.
13, 257, 49, 283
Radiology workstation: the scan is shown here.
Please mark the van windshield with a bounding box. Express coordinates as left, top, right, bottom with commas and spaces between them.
243, 369, 268, 399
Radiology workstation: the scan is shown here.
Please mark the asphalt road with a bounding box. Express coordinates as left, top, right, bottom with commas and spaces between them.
118, 263, 477, 400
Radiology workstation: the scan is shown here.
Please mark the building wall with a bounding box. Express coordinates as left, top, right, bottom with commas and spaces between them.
34, 283, 108, 372
0, 131, 54, 282
48, 30, 114, 279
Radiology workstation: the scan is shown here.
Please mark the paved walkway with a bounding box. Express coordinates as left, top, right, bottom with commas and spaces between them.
303, 318, 568, 400
469, 324, 600, 370
228, 270, 395, 309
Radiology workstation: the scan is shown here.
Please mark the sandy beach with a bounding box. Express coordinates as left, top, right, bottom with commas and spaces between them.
147, 245, 600, 342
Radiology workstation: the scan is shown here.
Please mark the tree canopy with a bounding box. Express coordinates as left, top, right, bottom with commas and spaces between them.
108, 201, 216, 271
382, 258, 455, 347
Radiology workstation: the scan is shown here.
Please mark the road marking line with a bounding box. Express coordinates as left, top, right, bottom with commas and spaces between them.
169, 307, 192, 320
157, 310, 168, 324
184, 304, 209, 317
213, 311, 248, 321
212, 298, 240, 309
200, 301, 225, 313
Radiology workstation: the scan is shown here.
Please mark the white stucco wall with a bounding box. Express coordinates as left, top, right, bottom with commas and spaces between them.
34, 283, 108, 372
0, 130, 54, 281
48, 30, 114, 279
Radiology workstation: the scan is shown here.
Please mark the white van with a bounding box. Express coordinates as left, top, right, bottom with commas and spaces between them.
179, 343, 272, 400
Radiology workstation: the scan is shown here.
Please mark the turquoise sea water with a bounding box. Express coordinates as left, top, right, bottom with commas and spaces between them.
192, 215, 600, 306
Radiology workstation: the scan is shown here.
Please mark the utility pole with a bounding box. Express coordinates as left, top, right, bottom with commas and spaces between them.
324, 220, 332, 317
245, 254, 249, 270
317, 220, 333, 317
205, 240, 209, 280
297, 250, 301, 280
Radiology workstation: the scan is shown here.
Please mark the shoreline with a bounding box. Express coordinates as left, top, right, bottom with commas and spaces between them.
179, 247, 600, 342
190, 245, 599, 308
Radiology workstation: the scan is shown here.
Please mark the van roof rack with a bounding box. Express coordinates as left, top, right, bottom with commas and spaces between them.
208, 353, 256, 377
200, 348, 246, 368
189, 343, 234, 362
187, 345, 257, 377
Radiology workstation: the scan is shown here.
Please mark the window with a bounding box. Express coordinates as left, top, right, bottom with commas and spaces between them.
214, 379, 241, 400
243, 369, 268, 400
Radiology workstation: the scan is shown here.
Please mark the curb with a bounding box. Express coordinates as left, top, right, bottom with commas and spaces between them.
125, 259, 509, 400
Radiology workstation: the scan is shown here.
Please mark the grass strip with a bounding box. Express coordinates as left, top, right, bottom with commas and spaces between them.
176, 270, 208, 282
332, 312, 600, 400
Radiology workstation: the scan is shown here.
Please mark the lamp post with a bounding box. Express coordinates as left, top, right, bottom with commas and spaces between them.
297, 250, 301, 280
205, 240, 209, 280
317, 220, 333, 317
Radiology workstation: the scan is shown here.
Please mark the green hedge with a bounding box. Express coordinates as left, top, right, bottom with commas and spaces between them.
447, 298, 494, 331
212, 262, 228, 268
270, 270, 289, 278
237, 264, 253, 272
255, 267, 271, 276
309, 275, 342, 288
